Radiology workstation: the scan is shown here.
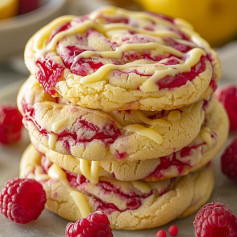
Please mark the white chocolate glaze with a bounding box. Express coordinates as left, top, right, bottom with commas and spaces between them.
31, 6, 211, 94
80, 159, 100, 184
52, 118, 68, 132
134, 111, 171, 127
48, 164, 91, 217
124, 124, 163, 144
48, 133, 58, 149
167, 110, 181, 121
200, 127, 213, 147
132, 181, 151, 194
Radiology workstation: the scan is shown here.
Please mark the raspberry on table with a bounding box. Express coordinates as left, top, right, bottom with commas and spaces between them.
0, 178, 46, 224
156, 229, 167, 237
66, 211, 113, 237
216, 84, 237, 132
193, 202, 237, 237
221, 138, 237, 181
168, 225, 178, 236
0, 105, 23, 145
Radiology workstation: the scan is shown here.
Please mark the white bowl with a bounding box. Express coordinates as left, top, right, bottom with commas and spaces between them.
0, 0, 68, 61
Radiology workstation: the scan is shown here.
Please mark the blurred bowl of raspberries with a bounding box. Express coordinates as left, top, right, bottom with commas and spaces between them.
0, 0, 67, 61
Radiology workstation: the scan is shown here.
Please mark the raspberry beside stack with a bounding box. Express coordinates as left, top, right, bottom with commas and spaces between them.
17, 7, 229, 230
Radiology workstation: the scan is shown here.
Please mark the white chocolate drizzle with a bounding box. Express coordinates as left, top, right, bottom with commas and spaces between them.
167, 110, 181, 121
124, 124, 163, 144
200, 127, 213, 147
48, 133, 58, 149
48, 164, 91, 218
52, 118, 68, 132
33, 16, 74, 52
140, 48, 206, 92
79, 159, 100, 184
134, 111, 170, 127
132, 181, 151, 193
32, 7, 210, 93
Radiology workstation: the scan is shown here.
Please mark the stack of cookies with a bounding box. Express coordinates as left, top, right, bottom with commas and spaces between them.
17, 7, 229, 230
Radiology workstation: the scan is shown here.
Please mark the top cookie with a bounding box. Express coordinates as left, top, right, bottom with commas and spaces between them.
25, 6, 221, 111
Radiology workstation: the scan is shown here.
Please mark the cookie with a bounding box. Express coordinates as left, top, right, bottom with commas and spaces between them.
30, 97, 228, 182
20, 145, 215, 230
18, 76, 208, 161
24, 6, 221, 111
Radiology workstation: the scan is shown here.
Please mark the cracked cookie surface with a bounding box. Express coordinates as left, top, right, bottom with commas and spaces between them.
30, 98, 228, 182
20, 145, 215, 230
17, 76, 210, 161
24, 7, 221, 111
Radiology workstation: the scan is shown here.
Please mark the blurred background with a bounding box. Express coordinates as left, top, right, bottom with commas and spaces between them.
0, 0, 237, 88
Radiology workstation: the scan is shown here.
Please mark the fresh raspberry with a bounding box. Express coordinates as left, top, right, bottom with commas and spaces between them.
66, 211, 113, 237
193, 202, 237, 237
168, 225, 178, 236
221, 138, 237, 181
0, 178, 46, 224
156, 230, 167, 237
0, 105, 23, 145
216, 84, 237, 131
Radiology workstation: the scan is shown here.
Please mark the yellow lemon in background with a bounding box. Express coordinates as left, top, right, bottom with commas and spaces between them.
0, 0, 18, 20
136, 0, 237, 46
